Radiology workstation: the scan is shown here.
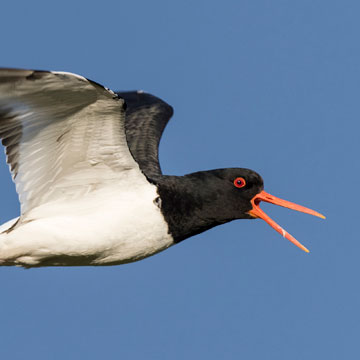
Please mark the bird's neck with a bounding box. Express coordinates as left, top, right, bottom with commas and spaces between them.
156, 175, 230, 243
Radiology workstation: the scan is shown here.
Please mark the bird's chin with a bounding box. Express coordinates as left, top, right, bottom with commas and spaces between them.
240, 213, 257, 220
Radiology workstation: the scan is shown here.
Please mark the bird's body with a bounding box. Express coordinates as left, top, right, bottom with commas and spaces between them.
0, 181, 172, 267
0, 68, 324, 267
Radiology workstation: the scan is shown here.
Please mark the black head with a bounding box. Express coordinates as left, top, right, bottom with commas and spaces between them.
157, 168, 324, 251
182, 168, 265, 220
157, 168, 264, 242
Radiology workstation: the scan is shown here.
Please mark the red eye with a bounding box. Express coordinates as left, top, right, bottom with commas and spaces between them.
234, 177, 246, 188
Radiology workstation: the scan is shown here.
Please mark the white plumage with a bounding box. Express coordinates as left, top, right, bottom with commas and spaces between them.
0, 69, 173, 267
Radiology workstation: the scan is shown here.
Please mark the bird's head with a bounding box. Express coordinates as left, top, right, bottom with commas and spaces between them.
158, 168, 324, 252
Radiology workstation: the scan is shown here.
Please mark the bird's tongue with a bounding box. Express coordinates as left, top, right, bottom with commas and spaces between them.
248, 190, 325, 253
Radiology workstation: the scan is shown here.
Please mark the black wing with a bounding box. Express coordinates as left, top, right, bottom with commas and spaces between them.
117, 91, 174, 180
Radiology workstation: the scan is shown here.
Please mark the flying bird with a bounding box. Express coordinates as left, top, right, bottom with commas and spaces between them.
0, 68, 324, 268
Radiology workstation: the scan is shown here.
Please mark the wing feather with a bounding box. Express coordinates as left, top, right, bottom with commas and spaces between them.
0, 69, 138, 214
118, 91, 173, 180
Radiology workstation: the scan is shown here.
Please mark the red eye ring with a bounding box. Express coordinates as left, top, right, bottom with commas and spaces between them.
234, 177, 246, 188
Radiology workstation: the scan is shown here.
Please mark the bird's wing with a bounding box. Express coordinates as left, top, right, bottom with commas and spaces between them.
118, 91, 173, 180
0, 68, 139, 215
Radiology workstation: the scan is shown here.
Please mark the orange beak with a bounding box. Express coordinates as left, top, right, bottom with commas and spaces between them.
248, 190, 325, 253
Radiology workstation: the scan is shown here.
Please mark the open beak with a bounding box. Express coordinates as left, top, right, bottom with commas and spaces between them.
248, 190, 325, 253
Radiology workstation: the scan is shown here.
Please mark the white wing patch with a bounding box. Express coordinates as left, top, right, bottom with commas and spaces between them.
0, 69, 139, 214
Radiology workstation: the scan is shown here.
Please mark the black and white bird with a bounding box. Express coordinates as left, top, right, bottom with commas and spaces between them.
0, 68, 324, 268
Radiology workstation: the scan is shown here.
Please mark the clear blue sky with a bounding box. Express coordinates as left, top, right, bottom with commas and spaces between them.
0, 1, 357, 359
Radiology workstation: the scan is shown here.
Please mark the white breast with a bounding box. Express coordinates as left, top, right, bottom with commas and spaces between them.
0, 175, 174, 267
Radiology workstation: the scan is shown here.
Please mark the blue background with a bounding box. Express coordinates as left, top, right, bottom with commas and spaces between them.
0, 1, 357, 359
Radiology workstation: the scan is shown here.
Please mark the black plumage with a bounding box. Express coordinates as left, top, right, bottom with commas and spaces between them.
156, 169, 264, 242
119, 91, 173, 180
